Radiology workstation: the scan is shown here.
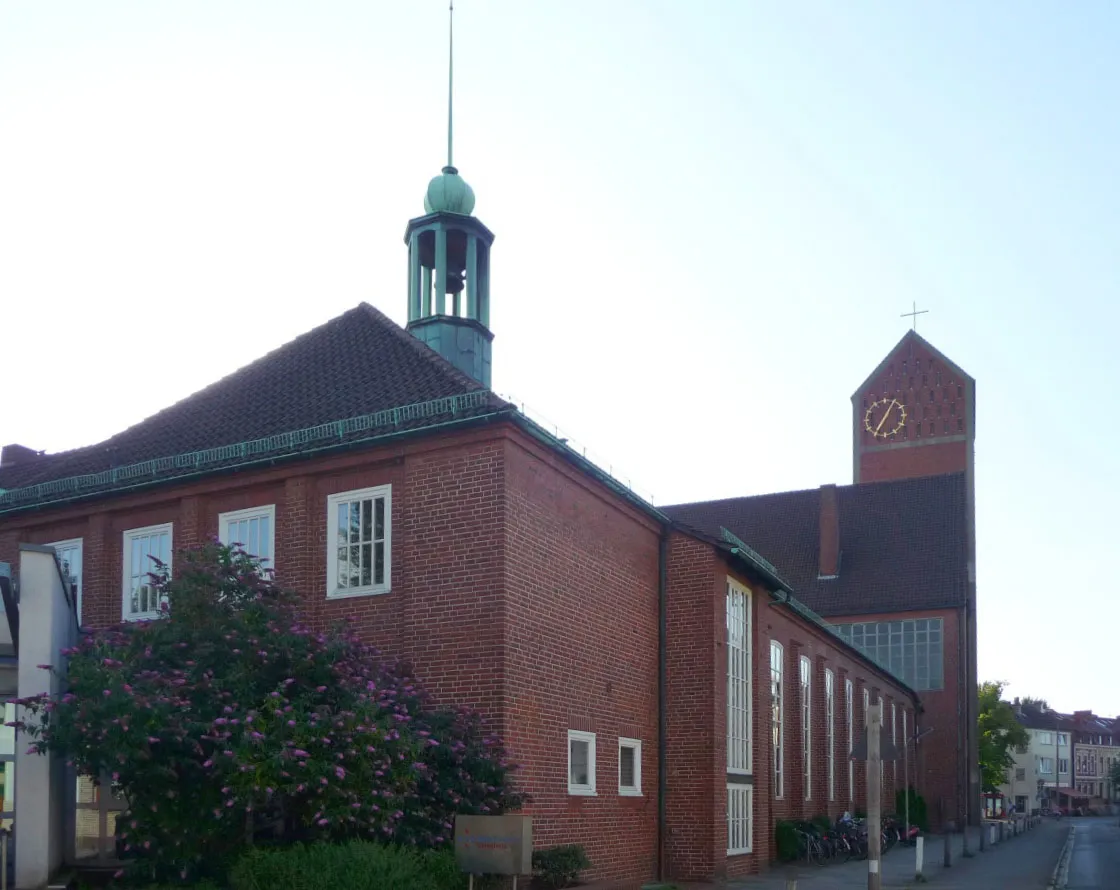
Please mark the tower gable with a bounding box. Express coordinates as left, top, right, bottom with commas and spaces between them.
851, 330, 975, 484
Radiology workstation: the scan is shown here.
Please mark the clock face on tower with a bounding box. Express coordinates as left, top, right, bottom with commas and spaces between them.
864, 397, 908, 439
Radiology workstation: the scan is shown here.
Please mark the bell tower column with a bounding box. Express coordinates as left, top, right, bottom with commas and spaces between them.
401, 0, 496, 388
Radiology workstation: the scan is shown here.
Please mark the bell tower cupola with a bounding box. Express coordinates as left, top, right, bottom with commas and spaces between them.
404, 1, 495, 388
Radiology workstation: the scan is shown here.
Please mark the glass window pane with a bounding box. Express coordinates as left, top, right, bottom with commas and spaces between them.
337, 504, 349, 543
375, 497, 385, 541
0, 705, 14, 757
349, 545, 360, 587
349, 502, 360, 541
362, 500, 372, 543
105, 811, 122, 858
570, 740, 589, 785
620, 746, 636, 787
75, 807, 99, 859
337, 548, 348, 588
361, 543, 372, 587
374, 542, 385, 586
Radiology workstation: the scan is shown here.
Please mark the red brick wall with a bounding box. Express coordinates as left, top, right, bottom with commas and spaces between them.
0, 424, 662, 885
745, 583, 917, 877
826, 607, 964, 829
501, 437, 661, 885
664, 532, 721, 881
859, 439, 968, 484
659, 541, 918, 884
853, 337, 973, 485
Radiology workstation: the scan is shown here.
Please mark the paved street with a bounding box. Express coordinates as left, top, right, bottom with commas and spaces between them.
1066, 817, 1120, 889
730, 818, 1070, 888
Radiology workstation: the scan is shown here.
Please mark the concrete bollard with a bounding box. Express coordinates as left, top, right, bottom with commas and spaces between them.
786, 880, 797, 890
943, 832, 951, 867
915, 836, 925, 882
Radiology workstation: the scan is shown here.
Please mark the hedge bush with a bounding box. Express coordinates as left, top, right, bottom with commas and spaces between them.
531, 844, 590, 888
231, 841, 466, 890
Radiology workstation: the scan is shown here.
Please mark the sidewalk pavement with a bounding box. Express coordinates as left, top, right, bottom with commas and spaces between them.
727, 817, 1069, 889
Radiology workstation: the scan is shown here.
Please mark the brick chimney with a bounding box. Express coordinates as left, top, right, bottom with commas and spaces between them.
0, 444, 42, 467
818, 483, 840, 579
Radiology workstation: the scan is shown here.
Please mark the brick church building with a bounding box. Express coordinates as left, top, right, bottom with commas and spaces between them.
0, 100, 974, 890
666, 329, 980, 836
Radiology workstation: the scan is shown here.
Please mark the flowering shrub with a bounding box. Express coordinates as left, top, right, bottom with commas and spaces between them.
15, 543, 524, 882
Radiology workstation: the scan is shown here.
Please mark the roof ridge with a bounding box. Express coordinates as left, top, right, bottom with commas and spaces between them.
662, 470, 967, 512
22, 307, 373, 465
354, 302, 481, 393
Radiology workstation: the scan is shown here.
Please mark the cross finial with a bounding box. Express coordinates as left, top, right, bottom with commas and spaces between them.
447, 1, 454, 168
900, 301, 929, 332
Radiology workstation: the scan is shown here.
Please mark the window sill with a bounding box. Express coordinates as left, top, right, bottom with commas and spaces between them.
567, 788, 597, 797
326, 586, 391, 600
123, 613, 164, 623
619, 788, 643, 797
727, 850, 753, 858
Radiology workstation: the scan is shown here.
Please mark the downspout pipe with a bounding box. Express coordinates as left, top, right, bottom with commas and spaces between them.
657, 526, 669, 881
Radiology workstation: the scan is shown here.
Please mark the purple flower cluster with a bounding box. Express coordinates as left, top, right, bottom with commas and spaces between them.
15, 542, 525, 884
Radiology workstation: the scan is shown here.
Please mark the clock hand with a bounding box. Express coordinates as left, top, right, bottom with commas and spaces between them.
874, 400, 895, 434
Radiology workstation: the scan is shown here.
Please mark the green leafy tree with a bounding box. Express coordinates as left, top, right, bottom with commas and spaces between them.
14, 542, 525, 883
1110, 759, 1120, 797
978, 681, 1030, 793
1021, 696, 1049, 711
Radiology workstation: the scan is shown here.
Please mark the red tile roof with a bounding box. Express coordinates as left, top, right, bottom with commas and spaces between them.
663, 473, 969, 617
0, 304, 509, 501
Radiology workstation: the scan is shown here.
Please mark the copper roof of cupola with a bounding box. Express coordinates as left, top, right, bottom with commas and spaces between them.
0, 304, 511, 512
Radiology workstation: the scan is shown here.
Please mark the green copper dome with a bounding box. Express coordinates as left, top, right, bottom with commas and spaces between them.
424, 165, 475, 216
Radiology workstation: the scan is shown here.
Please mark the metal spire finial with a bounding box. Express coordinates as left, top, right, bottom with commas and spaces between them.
447, 1, 454, 169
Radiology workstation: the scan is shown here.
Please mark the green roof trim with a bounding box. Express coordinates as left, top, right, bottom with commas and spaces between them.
719, 526, 792, 589
0, 390, 493, 514
719, 526, 855, 644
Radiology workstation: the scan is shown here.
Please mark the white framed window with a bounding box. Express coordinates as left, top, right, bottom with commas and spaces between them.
326, 485, 391, 598
877, 694, 884, 788
846, 679, 854, 802
726, 578, 752, 774
825, 668, 835, 801
903, 708, 909, 799
770, 640, 784, 799
49, 538, 83, 623
727, 784, 753, 855
892, 702, 898, 786
218, 505, 275, 568
0, 701, 17, 830
122, 523, 172, 621
619, 737, 642, 796
800, 655, 812, 800
568, 730, 596, 796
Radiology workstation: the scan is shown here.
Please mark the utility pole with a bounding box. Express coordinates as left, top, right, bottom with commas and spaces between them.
903, 723, 910, 843
868, 703, 882, 890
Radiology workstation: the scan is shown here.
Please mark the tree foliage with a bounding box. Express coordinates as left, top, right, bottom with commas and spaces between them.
978, 681, 1030, 793
14, 543, 525, 882
1020, 696, 1050, 711
1110, 759, 1120, 792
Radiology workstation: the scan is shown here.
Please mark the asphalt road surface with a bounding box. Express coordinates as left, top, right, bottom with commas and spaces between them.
1066, 816, 1120, 889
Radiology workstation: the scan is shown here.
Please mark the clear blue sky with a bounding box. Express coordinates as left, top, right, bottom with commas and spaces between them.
2, 2, 1117, 714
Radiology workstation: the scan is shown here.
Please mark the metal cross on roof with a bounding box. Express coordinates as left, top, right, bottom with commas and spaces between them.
901, 301, 929, 332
